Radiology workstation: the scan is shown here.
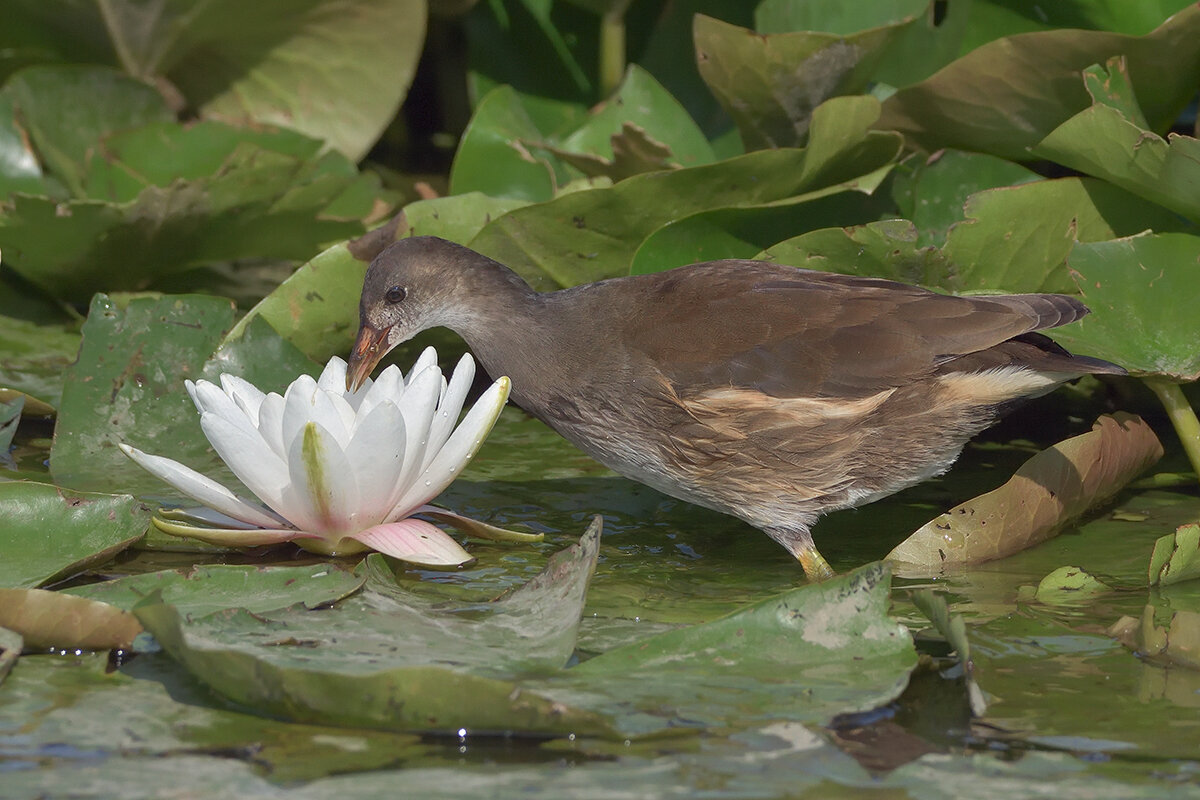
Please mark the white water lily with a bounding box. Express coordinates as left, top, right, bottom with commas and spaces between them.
120, 349, 538, 567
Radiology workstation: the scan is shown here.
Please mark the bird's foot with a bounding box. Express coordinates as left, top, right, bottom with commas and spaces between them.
796, 546, 836, 582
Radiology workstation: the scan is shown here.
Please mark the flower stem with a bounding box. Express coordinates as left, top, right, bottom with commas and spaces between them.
1145, 377, 1200, 484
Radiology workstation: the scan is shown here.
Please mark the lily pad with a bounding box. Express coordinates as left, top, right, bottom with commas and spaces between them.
0, 314, 81, 409
1149, 524, 1200, 587
135, 519, 614, 736
469, 95, 903, 289
1050, 233, 1200, 381
0, 394, 20, 453
693, 14, 915, 149
876, 5, 1200, 160
0, 482, 148, 589
888, 414, 1163, 574
65, 563, 367, 620
1033, 566, 1114, 605
50, 294, 316, 495
1033, 58, 1200, 224
551, 563, 916, 734
450, 86, 560, 202
0, 589, 142, 651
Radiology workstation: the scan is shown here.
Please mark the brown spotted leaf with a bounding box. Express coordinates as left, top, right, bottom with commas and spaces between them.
0, 589, 142, 651
888, 413, 1163, 574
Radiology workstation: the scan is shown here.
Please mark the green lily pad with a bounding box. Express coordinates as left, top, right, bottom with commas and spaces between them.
552, 65, 715, 172
0, 481, 148, 589
1033, 58, 1200, 224
0, 588, 143, 650
0, 92, 56, 199
470, 95, 903, 289
759, 218, 956, 287
1049, 233, 1200, 381
0, 314, 81, 409
693, 14, 915, 149
0, 651, 427, 784
0, 394, 20, 453
133, 0, 427, 160
629, 163, 895, 274
65, 563, 367, 619
888, 414, 1163, 574
942, 177, 1192, 294
1149, 524, 1200, 587
552, 563, 916, 734
1033, 566, 1114, 605
0, 65, 172, 197
135, 519, 615, 736
876, 5, 1200, 160
50, 294, 316, 495
892, 149, 1041, 247
450, 86, 560, 202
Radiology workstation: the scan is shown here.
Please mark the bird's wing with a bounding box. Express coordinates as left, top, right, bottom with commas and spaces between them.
623, 262, 1090, 399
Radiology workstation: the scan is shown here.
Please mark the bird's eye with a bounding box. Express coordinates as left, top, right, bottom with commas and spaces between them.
385, 285, 407, 304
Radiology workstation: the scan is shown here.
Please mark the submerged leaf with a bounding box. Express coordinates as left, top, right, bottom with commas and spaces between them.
1110, 606, 1200, 671
0, 627, 19, 686
0, 589, 142, 650
1148, 524, 1200, 587
888, 414, 1163, 574
911, 590, 986, 716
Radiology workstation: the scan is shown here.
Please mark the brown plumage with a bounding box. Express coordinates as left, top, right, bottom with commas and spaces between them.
349, 236, 1124, 580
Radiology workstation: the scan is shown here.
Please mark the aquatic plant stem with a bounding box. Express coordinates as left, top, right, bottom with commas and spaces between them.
1145, 378, 1200, 484
599, 10, 625, 98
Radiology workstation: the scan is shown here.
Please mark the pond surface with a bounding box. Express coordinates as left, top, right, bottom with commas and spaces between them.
3, 390, 1200, 798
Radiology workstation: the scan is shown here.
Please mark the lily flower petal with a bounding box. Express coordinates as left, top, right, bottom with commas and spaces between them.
199, 410, 290, 512
405, 346, 438, 385
350, 518, 473, 567
219, 374, 266, 420
344, 399, 409, 522
394, 364, 443, 490
118, 443, 285, 529
289, 419, 360, 533
422, 353, 475, 472
257, 392, 287, 458
390, 377, 511, 517
416, 505, 544, 542
152, 515, 311, 547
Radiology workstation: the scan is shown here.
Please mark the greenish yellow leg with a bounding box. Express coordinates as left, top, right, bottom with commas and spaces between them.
796, 546, 836, 582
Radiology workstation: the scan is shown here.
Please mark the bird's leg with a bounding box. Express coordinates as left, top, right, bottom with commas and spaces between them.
764, 524, 836, 582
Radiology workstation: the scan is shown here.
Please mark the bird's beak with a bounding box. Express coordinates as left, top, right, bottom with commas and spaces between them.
347, 324, 391, 392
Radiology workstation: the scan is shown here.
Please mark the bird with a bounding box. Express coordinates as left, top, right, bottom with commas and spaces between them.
347, 236, 1124, 581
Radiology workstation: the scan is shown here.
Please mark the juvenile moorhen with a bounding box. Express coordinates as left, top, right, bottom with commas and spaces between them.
348, 236, 1124, 580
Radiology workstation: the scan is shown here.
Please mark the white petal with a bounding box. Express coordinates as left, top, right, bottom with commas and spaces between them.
404, 346, 438, 385
422, 353, 474, 472
284, 420, 360, 534
325, 390, 358, 446
220, 374, 266, 420
349, 518, 473, 567
355, 365, 403, 422
389, 376, 510, 517
344, 399, 408, 525
185, 380, 200, 411
200, 410, 290, 513
281, 375, 320, 453
118, 443, 284, 528
157, 506, 266, 530
257, 392, 287, 458
317, 357, 348, 394
392, 364, 443, 497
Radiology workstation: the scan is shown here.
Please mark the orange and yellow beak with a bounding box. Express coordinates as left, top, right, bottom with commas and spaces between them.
346, 324, 391, 392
